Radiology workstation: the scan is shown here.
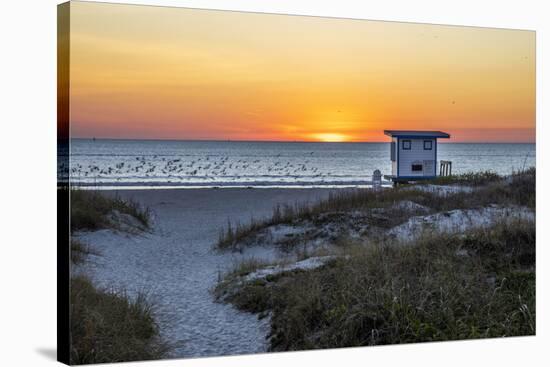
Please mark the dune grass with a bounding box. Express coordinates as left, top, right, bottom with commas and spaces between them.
426, 168, 535, 187
71, 189, 151, 232
425, 170, 502, 186
70, 239, 100, 265
69, 190, 169, 363
217, 168, 535, 249
70, 276, 170, 364
69, 241, 170, 363
219, 220, 535, 351
216, 169, 535, 350
217, 189, 440, 249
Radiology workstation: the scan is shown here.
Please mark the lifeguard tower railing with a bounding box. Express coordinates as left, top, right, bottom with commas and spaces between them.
439, 161, 452, 176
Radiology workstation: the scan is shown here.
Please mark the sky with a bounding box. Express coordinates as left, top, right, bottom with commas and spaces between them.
65, 1, 536, 143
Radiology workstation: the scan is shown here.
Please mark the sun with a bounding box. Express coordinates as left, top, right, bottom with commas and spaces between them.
312, 133, 348, 142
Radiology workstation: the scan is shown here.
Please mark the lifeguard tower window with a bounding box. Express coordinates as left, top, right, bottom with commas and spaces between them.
402, 140, 411, 150
424, 140, 432, 150
412, 164, 423, 172
390, 142, 396, 161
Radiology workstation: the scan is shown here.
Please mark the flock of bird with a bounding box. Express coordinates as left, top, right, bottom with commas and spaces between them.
69, 155, 327, 182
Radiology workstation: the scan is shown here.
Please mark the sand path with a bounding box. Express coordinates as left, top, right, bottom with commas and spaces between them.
76, 188, 333, 358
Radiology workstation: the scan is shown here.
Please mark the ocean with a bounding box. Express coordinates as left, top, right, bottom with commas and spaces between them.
65, 139, 535, 188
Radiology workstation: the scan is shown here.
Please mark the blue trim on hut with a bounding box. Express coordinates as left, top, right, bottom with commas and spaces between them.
383, 175, 437, 181
383, 130, 450, 139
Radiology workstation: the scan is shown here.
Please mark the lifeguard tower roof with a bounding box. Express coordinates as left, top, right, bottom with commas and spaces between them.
384, 130, 450, 139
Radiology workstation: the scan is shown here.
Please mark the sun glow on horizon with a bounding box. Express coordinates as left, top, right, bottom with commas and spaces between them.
311, 133, 349, 142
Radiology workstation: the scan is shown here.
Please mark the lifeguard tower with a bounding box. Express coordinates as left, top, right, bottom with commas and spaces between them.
383, 130, 451, 184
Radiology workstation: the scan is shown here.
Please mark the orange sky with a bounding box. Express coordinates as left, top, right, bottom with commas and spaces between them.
65, 1, 535, 143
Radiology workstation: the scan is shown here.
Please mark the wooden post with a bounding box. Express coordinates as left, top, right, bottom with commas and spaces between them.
439, 161, 452, 177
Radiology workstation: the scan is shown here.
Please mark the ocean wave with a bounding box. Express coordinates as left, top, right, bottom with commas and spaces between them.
70, 179, 389, 189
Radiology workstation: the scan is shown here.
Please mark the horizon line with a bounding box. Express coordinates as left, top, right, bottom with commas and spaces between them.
70, 137, 536, 144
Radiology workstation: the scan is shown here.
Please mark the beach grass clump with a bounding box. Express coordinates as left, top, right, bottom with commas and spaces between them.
225, 258, 273, 279
426, 170, 502, 186
217, 219, 267, 250
217, 188, 438, 249
316, 168, 536, 215
216, 169, 535, 249
70, 239, 100, 265
70, 275, 171, 364
439, 167, 536, 211
69, 191, 167, 362
71, 189, 151, 231
219, 220, 535, 351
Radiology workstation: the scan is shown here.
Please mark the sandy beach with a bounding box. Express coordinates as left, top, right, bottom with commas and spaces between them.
75, 188, 337, 358
70, 171, 536, 361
